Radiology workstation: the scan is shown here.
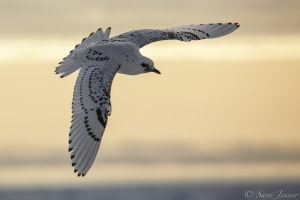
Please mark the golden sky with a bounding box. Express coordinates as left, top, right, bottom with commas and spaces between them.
0, 0, 299, 186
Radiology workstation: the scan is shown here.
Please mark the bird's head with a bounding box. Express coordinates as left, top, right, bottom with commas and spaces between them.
140, 57, 161, 74
117, 49, 161, 75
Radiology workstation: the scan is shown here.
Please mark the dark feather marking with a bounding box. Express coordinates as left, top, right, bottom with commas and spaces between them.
96, 108, 107, 127
83, 115, 101, 142
182, 31, 200, 40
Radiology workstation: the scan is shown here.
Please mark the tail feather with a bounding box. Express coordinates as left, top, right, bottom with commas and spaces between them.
55, 27, 111, 78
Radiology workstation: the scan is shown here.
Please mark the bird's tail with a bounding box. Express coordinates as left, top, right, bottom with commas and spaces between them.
55, 27, 111, 78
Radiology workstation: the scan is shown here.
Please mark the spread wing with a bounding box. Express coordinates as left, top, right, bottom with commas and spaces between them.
113, 23, 239, 48
55, 27, 111, 78
68, 61, 120, 177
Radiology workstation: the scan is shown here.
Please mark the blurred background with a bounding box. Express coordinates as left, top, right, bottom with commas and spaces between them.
0, 0, 299, 197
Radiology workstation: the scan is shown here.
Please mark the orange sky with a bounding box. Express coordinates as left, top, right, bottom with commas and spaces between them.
0, 0, 299, 186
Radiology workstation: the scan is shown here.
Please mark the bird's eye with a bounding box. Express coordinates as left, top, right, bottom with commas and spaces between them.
141, 63, 148, 68
141, 63, 151, 72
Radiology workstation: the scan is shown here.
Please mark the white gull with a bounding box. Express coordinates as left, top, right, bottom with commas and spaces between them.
55, 23, 240, 176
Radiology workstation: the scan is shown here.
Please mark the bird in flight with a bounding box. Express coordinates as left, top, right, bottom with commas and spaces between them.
55, 23, 240, 176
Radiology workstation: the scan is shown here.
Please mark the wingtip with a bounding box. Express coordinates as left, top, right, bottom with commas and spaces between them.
231, 22, 240, 28
74, 168, 85, 177
76, 172, 86, 177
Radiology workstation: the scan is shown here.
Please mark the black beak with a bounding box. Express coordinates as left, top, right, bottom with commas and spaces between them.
152, 68, 161, 74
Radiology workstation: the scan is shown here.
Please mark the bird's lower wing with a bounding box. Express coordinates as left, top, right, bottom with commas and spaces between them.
68, 63, 116, 176
114, 23, 239, 48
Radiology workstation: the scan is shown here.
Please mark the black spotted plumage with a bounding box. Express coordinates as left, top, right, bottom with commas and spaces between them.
55, 23, 239, 176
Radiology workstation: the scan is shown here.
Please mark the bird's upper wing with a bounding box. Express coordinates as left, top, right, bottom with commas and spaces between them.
68, 60, 120, 177
113, 23, 239, 48
55, 28, 111, 78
